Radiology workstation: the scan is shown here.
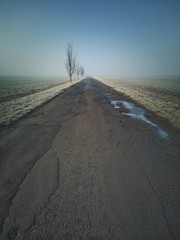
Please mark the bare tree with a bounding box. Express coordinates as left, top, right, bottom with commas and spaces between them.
76, 63, 81, 80
80, 66, 85, 78
65, 43, 77, 83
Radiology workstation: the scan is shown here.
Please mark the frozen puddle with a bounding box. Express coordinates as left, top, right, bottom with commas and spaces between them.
111, 100, 169, 139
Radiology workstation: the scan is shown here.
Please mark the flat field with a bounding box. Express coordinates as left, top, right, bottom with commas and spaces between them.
98, 77, 180, 130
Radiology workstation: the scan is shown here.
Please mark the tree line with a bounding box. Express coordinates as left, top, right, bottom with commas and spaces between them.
65, 43, 85, 83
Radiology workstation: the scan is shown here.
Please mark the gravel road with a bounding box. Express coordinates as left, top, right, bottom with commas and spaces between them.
0, 78, 180, 239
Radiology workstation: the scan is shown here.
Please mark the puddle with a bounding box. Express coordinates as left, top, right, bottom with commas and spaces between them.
111, 100, 122, 109
111, 100, 169, 139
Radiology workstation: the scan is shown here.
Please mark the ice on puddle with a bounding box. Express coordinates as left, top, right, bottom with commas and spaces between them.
111, 100, 169, 139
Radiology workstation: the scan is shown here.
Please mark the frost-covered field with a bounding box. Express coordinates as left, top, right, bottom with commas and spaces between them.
97, 77, 180, 130
0, 76, 77, 127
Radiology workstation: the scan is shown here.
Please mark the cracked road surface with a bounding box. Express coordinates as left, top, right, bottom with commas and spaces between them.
0, 78, 180, 239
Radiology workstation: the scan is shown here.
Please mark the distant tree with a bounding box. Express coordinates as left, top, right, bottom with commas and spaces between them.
80, 66, 85, 78
76, 63, 81, 80
65, 43, 77, 83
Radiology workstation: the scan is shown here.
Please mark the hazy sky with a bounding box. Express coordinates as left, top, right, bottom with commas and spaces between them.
0, 0, 180, 77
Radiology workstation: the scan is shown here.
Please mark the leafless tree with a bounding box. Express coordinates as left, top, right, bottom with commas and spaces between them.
65, 43, 77, 83
80, 66, 85, 78
76, 63, 81, 80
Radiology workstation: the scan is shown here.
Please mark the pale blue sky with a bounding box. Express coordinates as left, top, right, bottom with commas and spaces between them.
0, 0, 180, 77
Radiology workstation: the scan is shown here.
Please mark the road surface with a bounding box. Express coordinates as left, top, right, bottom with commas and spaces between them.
0, 78, 180, 239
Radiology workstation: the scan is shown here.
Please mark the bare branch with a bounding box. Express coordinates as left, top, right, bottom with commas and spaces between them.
76, 63, 81, 80
80, 65, 85, 78
65, 43, 77, 82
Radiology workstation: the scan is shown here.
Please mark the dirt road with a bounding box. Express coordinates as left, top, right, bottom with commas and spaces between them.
0, 78, 180, 239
